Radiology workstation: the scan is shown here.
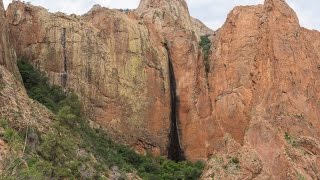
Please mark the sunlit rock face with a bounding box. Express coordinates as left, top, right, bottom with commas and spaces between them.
136, 0, 216, 161
6, 0, 214, 159
6, 1, 174, 156
202, 0, 320, 178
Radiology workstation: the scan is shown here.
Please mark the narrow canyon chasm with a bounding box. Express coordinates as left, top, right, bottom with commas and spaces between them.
166, 43, 185, 162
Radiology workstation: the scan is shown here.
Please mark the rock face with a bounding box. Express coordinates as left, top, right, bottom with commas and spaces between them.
0, 0, 19, 76
136, 0, 214, 160
6, 0, 215, 159
0, 0, 52, 133
202, 0, 320, 179
6, 1, 172, 156
0, 0, 53, 172
5, 0, 320, 178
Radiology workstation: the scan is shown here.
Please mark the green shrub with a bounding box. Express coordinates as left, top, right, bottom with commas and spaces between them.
297, 173, 306, 180
199, 35, 212, 75
0, 120, 23, 151
284, 132, 299, 147
58, 92, 82, 117
58, 106, 78, 126
231, 157, 239, 164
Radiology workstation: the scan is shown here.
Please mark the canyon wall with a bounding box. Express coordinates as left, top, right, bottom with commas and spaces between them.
4, 0, 320, 178
6, 1, 173, 156
202, 0, 320, 178
136, 0, 214, 160
0, 0, 54, 171
6, 0, 215, 159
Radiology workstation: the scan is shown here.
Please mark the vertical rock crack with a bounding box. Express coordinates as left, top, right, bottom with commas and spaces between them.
165, 42, 185, 162
61, 28, 67, 87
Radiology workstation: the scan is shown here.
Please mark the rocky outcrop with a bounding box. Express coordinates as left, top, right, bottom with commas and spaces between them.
0, 65, 53, 131
0, 0, 19, 77
202, 0, 320, 179
191, 18, 214, 37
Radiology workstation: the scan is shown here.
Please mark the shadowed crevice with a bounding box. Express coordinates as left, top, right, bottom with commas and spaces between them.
164, 42, 185, 162
61, 27, 67, 87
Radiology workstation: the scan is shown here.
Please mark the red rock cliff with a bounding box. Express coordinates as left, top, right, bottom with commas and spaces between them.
6, 1, 173, 156
136, 0, 214, 160
6, 0, 214, 159
5, 0, 320, 178
202, 0, 320, 178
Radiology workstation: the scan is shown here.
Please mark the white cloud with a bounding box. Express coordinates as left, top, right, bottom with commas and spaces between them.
3, 0, 320, 30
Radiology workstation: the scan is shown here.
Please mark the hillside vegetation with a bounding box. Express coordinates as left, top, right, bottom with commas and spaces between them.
0, 60, 204, 179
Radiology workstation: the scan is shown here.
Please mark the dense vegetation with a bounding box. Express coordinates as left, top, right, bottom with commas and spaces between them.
0, 60, 204, 179
199, 35, 212, 75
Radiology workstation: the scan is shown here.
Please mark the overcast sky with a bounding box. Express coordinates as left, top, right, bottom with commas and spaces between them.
3, 0, 320, 31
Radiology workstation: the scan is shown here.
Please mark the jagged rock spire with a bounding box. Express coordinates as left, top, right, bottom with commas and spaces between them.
136, 0, 191, 21
136, 0, 194, 33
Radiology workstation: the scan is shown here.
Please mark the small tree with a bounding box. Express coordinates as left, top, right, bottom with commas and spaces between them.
58, 106, 77, 126
39, 125, 77, 178
199, 35, 212, 75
